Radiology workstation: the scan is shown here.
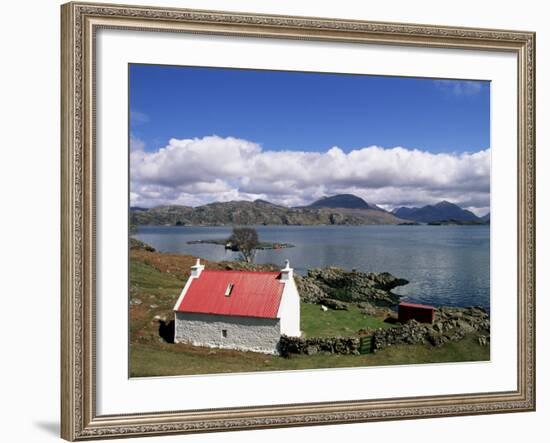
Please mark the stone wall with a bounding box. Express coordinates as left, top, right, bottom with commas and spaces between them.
175, 312, 281, 354
279, 335, 360, 357
372, 307, 491, 351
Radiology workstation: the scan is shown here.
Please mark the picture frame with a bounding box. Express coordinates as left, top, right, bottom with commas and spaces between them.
60, 1, 536, 440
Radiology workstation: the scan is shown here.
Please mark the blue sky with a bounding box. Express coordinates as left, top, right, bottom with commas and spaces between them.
129, 64, 491, 214
129, 64, 490, 154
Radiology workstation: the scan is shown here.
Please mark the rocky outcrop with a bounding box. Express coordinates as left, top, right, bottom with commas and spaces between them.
294, 275, 327, 303
279, 335, 360, 357
433, 306, 490, 334
372, 307, 490, 351
321, 299, 348, 310
367, 272, 410, 292
356, 302, 381, 316
295, 267, 408, 307
130, 238, 156, 252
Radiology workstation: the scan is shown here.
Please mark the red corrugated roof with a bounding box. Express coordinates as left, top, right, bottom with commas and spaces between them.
176, 269, 284, 319
399, 301, 435, 310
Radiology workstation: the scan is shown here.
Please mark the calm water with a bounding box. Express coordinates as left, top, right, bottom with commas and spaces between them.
135, 225, 490, 309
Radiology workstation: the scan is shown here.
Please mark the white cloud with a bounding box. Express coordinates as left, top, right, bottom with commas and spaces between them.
130, 134, 145, 152
130, 135, 490, 212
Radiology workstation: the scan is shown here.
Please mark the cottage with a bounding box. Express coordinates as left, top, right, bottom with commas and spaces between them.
173, 259, 301, 354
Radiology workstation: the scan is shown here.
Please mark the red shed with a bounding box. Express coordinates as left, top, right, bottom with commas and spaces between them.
398, 301, 435, 324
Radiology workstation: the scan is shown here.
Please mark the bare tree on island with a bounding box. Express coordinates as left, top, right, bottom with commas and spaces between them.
229, 227, 259, 263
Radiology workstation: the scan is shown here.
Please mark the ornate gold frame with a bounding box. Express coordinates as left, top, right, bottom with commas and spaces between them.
61, 2, 536, 440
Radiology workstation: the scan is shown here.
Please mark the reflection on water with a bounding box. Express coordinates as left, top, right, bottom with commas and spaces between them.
135, 225, 490, 309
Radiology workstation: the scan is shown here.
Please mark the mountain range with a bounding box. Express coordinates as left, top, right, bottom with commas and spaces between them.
392, 201, 485, 223
130, 194, 403, 226
130, 195, 488, 226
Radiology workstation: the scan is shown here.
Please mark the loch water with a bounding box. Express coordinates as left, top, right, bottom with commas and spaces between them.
135, 224, 490, 309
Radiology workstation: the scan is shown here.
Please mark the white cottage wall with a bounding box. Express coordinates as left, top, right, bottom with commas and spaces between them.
175, 312, 281, 354
277, 277, 301, 337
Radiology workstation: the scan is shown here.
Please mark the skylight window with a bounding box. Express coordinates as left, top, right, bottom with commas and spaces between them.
225, 283, 234, 297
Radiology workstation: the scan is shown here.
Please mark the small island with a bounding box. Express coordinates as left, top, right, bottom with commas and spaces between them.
187, 238, 294, 250
187, 227, 294, 264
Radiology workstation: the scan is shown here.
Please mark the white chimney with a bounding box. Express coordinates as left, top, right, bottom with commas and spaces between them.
190, 258, 205, 278
280, 259, 293, 282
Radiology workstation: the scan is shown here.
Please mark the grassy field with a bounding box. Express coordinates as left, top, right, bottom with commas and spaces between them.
129, 249, 490, 377
130, 336, 489, 377
300, 303, 392, 337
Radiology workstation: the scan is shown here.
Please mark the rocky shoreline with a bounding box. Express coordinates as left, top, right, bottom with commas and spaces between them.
292, 266, 490, 354
130, 237, 156, 252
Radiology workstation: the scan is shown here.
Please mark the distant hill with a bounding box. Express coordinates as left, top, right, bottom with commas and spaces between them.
481, 212, 490, 223
392, 201, 482, 223
306, 194, 371, 210
253, 199, 285, 207
130, 195, 405, 226
393, 206, 419, 219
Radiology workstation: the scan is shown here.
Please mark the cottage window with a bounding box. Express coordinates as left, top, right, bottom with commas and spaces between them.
221, 329, 228, 338
225, 283, 234, 296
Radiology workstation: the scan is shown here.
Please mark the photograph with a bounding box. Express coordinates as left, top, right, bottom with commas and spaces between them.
128, 64, 491, 377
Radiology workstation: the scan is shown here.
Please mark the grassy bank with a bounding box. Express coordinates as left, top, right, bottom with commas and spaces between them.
300, 303, 392, 337
130, 335, 489, 377
129, 248, 489, 377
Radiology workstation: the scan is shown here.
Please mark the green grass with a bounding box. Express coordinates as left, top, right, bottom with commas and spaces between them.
129, 260, 184, 343
130, 335, 489, 377
300, 303, 392, 337
130, 261, 183, 302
